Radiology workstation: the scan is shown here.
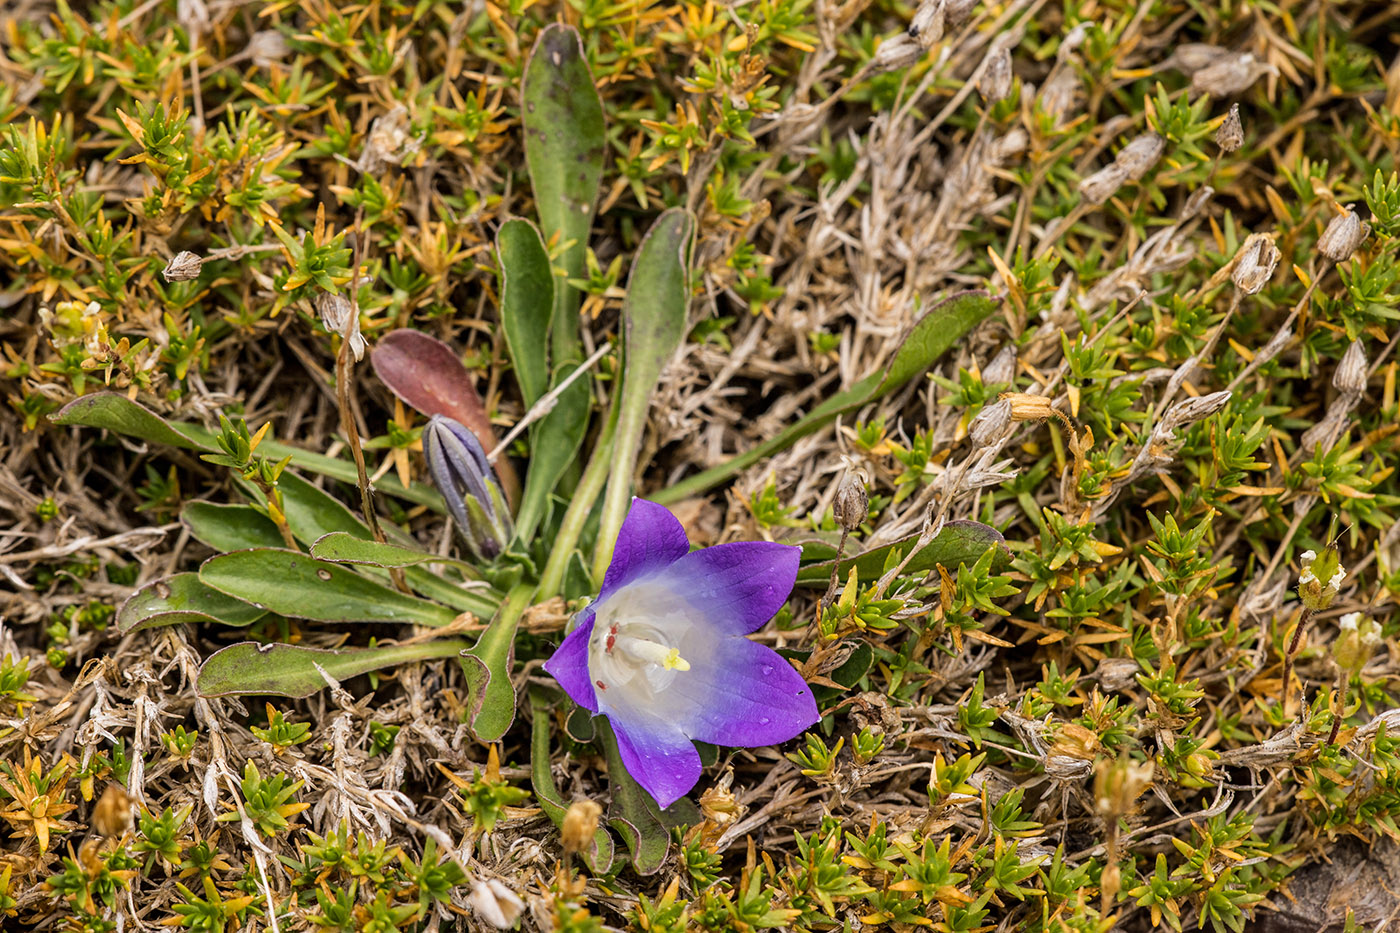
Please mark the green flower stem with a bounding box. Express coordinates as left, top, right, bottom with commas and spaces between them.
538, 409, 617, 599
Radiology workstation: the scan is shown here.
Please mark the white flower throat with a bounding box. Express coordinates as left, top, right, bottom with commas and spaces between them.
587, 580, 702, 699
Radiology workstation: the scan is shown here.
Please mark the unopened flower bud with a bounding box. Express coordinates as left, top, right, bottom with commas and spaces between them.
423, 415, 513, 561
1215, 103, 1243, 153
468, 879, 525, 929
162, 251, 204, 282
1190, 51, 1276, 96
1000, 392, 1056, 421
1333, 612, 1383, 673
1230, 233, 1280, 295
833, 474, 869, 533
1114, 132, 1164, 181
1093, 755, 1154, 818
1317, 207, 1369, 263
1298, 546, 1346, 611
561, 799, 601, 856
315, 292, 365, 361
1078, 163, 1128, 205
1333, 340, 1367, 397
979, 46, 1013, 103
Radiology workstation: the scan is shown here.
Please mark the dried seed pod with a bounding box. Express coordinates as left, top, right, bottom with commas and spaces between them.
832, 473, 869, 532
978, 45, 1013, 103
561, 799, 602, 856
247, 30, 290, 69
1215, 103, 1244, 152
1078, 163, 1128, 205
1057, 23, 1090, 62
1230, 233, 1280, 295
1114, 132, 1165, 181
1171, 43, 1229, 73
468, 880, 525, 928
874, 34, 926, 71
162, 250, 204, 282
969, 398, 1012, 445
1000, 392, 1056, 421
943, 0, 978, 26
314, 292, 365, 361
1333, 339, 1368, 397
1190, 51, 1276, 96
1093, 755, 1155, 818
908, 0, 946, 44
1317, 207, 1369, 263
93, 783, 134, 838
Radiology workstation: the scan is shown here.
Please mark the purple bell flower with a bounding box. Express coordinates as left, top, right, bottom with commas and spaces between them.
543, 499, 820, 808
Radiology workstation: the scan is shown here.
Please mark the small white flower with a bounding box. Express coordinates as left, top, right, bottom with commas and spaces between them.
1339, 612, 1362, 632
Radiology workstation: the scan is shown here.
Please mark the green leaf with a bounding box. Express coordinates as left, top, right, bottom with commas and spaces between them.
51, 393, 209, 450
498, 217, 554, 408
460, 583, 531, 742
118, 574, 266, 634
522, 22, 605, 361
50, 393, 442, 508
653, 291, 1002, 504
514, 358, 593, 546
793, 520, 1011, 586
309, 532, 476, 573
198, 639, 471, 698
199, 549, 458, 626
529, 691, 616, 873
181, 502, 284, 552
593, 208, 695, 578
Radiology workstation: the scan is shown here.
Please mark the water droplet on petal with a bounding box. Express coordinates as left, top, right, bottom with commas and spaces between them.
759, 717, 770, 725
761, 664, 773, 676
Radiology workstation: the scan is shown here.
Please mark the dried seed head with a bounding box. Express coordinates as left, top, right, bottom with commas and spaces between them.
1000, 392, 1056, 421
1215, 103, 1244, 152
1190, 51, 1276, 97
978, 45, 1013, 103
162, 250, 204, 282
1095, 657, 1140, 693
1317, 207, 1369, 263
1333, 339, 1368, 397
832, 473, 869, 533
1182, 185, 1215, 220
359, 105, 416, 173
561, 799, 602, 856
1037, 67, 1081, 124
176, 0, 209, 36
314, 292, 365, 361
1114, 132, 1165, 181
468, 879, 525, 929
943, 0, 978, 26
247, 30, 290, 69
1078, 163, 1128, 205
1057, 24, 1090, 62
908, 0, 946, 45
1230, 233, 1280, 295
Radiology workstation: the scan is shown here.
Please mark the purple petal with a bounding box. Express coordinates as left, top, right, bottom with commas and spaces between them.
599, 499, 690, 598
605, 702, 702, 809
657, 541, 800, 635
542, 606, 598, 713
659, 637, 819, 747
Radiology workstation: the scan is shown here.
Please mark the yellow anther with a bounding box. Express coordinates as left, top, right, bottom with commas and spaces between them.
663, 649, 690, 672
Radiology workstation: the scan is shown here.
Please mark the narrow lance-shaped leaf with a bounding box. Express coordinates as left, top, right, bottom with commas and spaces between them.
52, 393, 441, 509
592, 208, 695, 579
522, 23, 605, 364
199, 549, 458, 627
182, 501, 284, 552
792, 520, 1012, 585
513, 358, 592, 546
497, 218, 554, 408
529, 691, 617, 873
198, 640, 472, 699
653, 292, 1002, 504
